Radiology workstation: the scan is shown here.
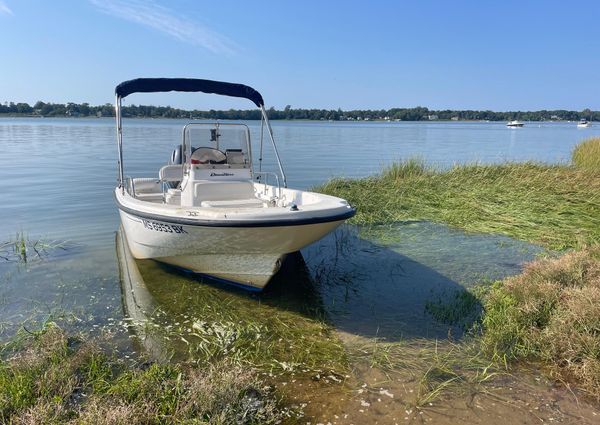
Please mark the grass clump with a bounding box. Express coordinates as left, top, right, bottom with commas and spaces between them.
425, 287, 484, 328
480, 246, 600, 398
1, 231, 70, 263
572, 137, 600, 170
317, 160, 600, 249
0, 323, 287, 424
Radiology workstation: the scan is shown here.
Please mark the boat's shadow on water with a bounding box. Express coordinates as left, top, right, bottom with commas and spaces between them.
277, 225, 481, 341
116, 221, 543, 353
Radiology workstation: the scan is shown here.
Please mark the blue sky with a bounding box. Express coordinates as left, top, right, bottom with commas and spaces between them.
1, 0, 599, 110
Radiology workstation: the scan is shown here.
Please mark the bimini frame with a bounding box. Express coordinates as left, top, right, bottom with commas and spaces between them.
114, 77, 287, 193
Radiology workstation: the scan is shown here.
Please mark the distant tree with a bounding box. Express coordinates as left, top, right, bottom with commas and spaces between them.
40, 103, 54, 115
101, 104, 114, 117
80, 102, 90, 116
15, 103, 33, 114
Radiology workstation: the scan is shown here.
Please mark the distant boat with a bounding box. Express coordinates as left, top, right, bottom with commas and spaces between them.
577, 119, 592, 128
506, 120, 524, 128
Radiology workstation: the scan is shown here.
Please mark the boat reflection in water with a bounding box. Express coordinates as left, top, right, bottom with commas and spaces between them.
117, 227, 169, 361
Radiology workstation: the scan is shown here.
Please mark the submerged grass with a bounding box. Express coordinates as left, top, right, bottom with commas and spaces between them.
1, 231, 70, 263
317, 160, 600, 250
347, 337, 499, 408
0, 323, 289, 424
425, 286, 486, 329
130, 260, 349, 376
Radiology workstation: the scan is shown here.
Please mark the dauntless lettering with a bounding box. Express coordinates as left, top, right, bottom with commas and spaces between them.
142, 219, 187, 234
210, 172, 234, 177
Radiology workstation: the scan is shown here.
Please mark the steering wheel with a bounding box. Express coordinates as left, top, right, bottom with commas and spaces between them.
190, 147, 227, 164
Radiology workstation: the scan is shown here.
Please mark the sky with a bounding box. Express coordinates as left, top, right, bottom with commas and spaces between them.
0, 0, 599, 111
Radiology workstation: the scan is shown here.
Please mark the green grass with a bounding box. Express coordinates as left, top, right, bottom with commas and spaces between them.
0, 231, 28, 262
1, 231, 69, 263
0, 323, 289, 424
317, 160, 600, 250
480, 246, 600, 398
425, 286, 485, 328
573, 137, 600, 170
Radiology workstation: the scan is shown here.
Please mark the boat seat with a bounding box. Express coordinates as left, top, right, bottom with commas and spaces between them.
132, 178, 160, 193
159, 165, 183, 182
200, 198, 265, 208
135, 193, 164, 202
159, 164, 184, 189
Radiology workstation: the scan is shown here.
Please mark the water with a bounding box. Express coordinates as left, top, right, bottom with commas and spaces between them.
2, 117, 597, 422
1, 117, 593, 338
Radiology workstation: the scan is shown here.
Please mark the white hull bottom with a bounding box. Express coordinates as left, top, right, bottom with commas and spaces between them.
118, 210, 344, 290
159, 253, 284, 290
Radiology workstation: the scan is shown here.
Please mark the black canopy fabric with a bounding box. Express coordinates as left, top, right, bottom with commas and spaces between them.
115, 78, 264, 107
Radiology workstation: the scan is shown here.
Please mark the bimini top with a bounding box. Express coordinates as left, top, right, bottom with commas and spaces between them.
115, 78, 264, 107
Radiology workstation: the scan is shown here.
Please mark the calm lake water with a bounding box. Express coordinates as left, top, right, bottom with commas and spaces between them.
0, 118, 597, 341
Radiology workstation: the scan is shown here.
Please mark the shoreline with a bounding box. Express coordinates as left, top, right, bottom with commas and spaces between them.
0, 114, 594, 124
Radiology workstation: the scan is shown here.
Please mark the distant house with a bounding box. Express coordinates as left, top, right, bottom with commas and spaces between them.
451, 116, 459, 121
428, 114, 439, 120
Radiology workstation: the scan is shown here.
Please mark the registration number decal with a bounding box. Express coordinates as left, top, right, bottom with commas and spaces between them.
142, 219, 187, 234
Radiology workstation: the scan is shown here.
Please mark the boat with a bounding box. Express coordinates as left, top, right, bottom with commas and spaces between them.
577, 119, 592, 128
506, 120, 524, 127
113, 78, 356, 291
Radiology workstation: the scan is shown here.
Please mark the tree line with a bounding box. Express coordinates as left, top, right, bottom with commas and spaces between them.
1, 101, 598, 121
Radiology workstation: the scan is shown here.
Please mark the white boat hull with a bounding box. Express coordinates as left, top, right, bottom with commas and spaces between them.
118, 208, 346, 290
